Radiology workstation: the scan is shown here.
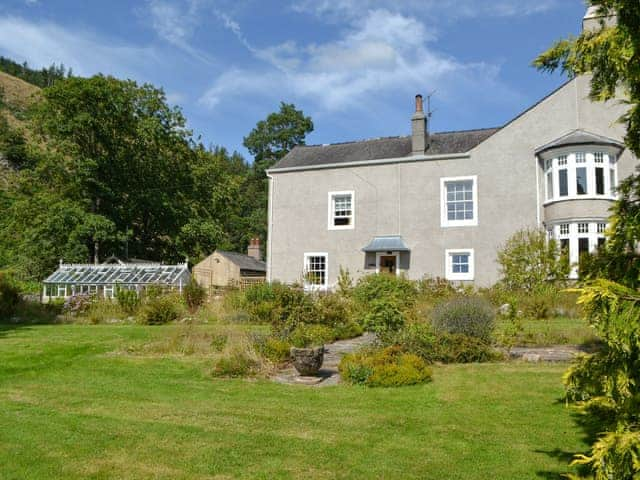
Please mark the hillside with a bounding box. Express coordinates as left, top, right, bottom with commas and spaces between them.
0, 70, 40, 125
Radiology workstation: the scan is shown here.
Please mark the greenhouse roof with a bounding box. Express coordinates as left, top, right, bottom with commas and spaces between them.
44, 262, 189, 286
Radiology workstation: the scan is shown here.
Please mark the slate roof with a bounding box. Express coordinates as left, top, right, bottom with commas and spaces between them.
362, 236, 410, 253
271, 128, 500, 171
535, 129, 625, 154
217, 250, 266, 272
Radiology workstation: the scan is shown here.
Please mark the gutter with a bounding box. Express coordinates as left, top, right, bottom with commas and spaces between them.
266, 152, 470, 174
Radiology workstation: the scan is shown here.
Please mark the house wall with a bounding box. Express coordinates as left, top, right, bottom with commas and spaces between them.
192, 252, 241, 288
268, 77, 637, 288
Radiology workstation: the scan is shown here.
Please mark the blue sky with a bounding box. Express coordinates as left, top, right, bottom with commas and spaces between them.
0, 0, 587, 159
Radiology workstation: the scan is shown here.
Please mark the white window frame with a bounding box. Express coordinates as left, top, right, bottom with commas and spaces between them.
440, 176, 478, 227
548, 221, 608, 279
445, 249, 475, 281
542, 150, 619, 204
303, 252, 328, 291
327, 191, 355, 231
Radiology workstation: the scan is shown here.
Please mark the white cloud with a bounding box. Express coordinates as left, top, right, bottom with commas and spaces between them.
200, 9, 515, 113
0, 16, 158, 79
290, 0, 560, 21
145, 0, 216, 63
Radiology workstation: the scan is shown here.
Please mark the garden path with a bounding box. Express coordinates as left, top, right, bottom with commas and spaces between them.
508, 344, 597, 362
272, 332, 376, 387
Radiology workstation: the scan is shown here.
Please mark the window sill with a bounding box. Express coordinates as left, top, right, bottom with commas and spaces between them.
543, 196, 616, 207
446, 274, 474, 281
441, 220, 478, 228
328, 225, 355, 231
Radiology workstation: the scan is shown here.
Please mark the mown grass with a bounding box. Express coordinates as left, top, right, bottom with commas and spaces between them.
0, 324, 586, 479
494, 316, 598, 347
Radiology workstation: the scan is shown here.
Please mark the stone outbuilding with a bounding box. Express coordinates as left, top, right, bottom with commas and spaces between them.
192, 238, 266, 291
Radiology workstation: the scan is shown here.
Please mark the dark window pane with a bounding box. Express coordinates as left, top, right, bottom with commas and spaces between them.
576, 167, 587, 195
578, 238, 589, 255
598, 238, 606, 248
595, 167, 604, 195
559, 169, 568, 196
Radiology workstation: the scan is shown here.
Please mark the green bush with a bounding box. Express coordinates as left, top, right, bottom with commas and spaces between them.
288, 323, 334, 348
352, 274, 418, 309
416, 276, 458, 303
363, 298, 405, 334
0, 272, 21, 319
183, 278, 207, 312
115, 287, 140, 315
497, 228, 569, 292
256, 336, 292, 364
212, 349, 259, 377
431, 296, 495, 342
138, 294, 182, 325
384, 323, 502, 364
339, 346, 432, 387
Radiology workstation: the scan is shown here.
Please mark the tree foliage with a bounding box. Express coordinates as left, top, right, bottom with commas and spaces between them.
243, 102, 313, 176
497, 228, 569, 292
533, 1, 640, 156
564, 280, 640, 479
0, 56, 71, 88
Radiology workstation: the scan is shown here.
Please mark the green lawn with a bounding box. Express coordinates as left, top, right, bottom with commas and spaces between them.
494, 316, 598, 347
0, 324, 586, 479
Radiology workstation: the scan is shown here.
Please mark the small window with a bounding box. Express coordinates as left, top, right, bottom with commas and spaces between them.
445, 249, 474, 281
559, 169, 568, 197
595, 167, 605, 195
594, 152, 604, 163
560, 224, 570, 236
578, 223, 589, 234
576, 152, 586, 163
546, 171, 553, 200
304, 253, 328, 290
610, 168, 617, 194
328, 191, 354, 230
576, 167, 588, 195
597, 223, 606, 234
558, 155, 567, 166
441, 176, 478, 227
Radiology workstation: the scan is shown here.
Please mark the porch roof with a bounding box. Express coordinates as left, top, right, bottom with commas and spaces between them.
362, 236, 410, 253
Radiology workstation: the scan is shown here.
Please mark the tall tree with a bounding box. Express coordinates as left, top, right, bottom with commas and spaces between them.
243, 102, 313, 176
236, 102, 313, 257
535, 4, 640, 477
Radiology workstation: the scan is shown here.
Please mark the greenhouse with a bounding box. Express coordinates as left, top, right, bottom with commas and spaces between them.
42, 260, 190, 302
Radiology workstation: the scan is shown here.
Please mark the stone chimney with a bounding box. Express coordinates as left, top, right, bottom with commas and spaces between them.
247, 237, 261, 261
411, 94, 427, 156
583, 5, 616, 32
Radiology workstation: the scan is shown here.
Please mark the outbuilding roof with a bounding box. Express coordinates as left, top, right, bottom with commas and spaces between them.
270, 128, 500, 171
44, 263, 189, 285
217, 251, 266, 272
535, 129, 625, 155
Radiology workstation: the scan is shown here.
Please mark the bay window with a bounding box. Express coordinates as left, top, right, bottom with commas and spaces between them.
543, 151, 618, 202
548, 221, 608, 278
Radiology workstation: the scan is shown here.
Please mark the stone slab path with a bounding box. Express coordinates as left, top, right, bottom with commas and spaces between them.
508, 345, 596, 362
272, 332, 376, 387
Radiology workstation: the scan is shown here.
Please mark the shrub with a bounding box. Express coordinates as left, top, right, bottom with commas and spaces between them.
63, 293, 95, 316
115, 288, 140, 315
0, 272, 20, 319
256, 336, 292, 364
363, 298, 405, 334
384, 323, 503, 364
212, 348, 259, 377
431, 296, 495, 342
288, 323, 334, 348
416, 276, 458, 303
497, 228, 569, 292
339, 346, 432, 387
352, 274, 418, 309
138, 294, 182, 325
183, 278, 207, 312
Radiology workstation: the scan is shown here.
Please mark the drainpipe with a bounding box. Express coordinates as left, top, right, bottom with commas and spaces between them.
266, 171, 275, 283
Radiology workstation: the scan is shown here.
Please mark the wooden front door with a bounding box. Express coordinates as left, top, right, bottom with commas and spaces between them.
379, 255, 397, 275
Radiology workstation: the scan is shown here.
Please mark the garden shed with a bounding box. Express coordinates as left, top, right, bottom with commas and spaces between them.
42, 259, 190, 302
192, 240, 266, 292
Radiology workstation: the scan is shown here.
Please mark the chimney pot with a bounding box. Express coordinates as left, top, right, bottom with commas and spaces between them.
411, 93, 428, 156
415, 94, 423, 113
247, 237, 261, 261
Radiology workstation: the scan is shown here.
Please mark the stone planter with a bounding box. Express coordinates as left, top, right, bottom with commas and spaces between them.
290, 346, 325, 376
